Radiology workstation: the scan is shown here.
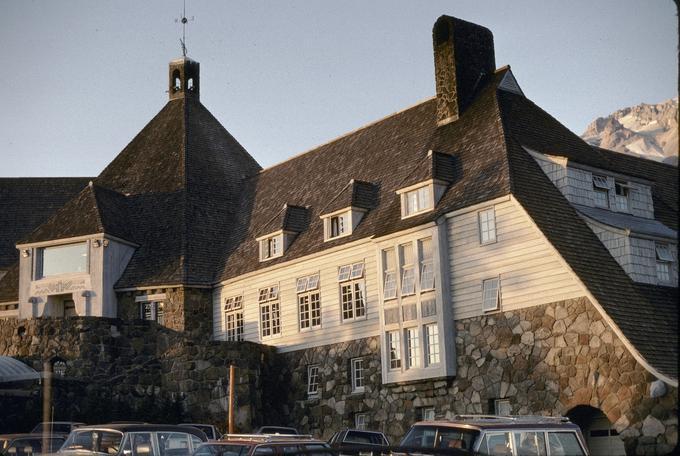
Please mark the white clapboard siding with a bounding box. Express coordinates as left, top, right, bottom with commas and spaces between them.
448, 199, 586, 320
214, 241, 380, 352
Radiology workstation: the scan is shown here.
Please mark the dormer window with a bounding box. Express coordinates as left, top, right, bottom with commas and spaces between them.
258, 232, 283, 261
592, 175, 610, 208
397, 180, 446, 219
321, 208, 366, 242
615, 181, 630, 212
655, 243, 674, 283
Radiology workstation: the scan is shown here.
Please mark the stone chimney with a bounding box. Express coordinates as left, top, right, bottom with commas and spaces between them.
433, 16, 496, 126
169, 57, 200, 101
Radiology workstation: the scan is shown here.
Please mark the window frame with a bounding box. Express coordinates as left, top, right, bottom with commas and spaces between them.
354, 413, 368, 431
37, 242, 89, 279
258, 233, 284, 261
478, 208, 497, 245
307, 364, 320, 397
400, 243, 416, 296
614, 181, 630, 212
424, 323, 440, 366
482, 277, 501, 312
383, 248, 398, 300
398, 183, 435, 219
386, 330, 402, 370
419, 238, 435, 291
405, 327, 421, 369
350, 358, 365, 393
655, 243, 674, 283
592, 175, 610, 208
322, 208, 355, 242
258, 285, 281, 339
224, 295, 244, 342
338, 263, 367, 323
140, 301, 164, 324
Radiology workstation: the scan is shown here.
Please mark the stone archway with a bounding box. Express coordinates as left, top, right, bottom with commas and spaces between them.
567, 405, 626, 456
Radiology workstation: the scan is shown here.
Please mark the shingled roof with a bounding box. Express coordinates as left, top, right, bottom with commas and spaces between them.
497, 89, 678, 380
0, 178, 90, 270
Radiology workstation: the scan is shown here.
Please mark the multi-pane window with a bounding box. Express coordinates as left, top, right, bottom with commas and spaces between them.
405, 327, 420, 368
307, 365, 320, 397
224, 295, 244, 342
351, 358, 365, 393
615, 181, 630, 212
482, 277, 500, 312
655, 243, 674, 283
419, 238, 434, 290
387, 331, 402, 369
140, 301, 164, 324
330, 214, 347, 238
355, 414, 368, 430
425, 323, 440, 366
383, 248, 397, 299
592, 175, 610, 208
421, 407, 436, 421
478, 208, 497, 244
403, 185, 432, 217
297, 274, 321, 331
260, 235, 281, 260
258, 285, 281, 338
400, 243, 416, 295
339, 263, 366, 321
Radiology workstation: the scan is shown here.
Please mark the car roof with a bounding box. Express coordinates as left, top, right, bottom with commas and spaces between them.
72, 424, 206, 437
208, 438, 326, 445
411, 417, 581, 432
0, 434, 66, 440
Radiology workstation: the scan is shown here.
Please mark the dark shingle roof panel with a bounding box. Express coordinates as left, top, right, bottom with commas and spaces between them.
575, 205, 677, 239
0, 262, 19, 303
0, 178, 90, 269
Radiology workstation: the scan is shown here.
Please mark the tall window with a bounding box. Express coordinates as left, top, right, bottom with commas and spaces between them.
140, 301, 164, 324
592, 175, 610, 208
387, 331, 402, 370
351, 358, 365, 392
478, 208, 497, 244
400, 243, 416, 295
482, 277, 500, 312
298, 273, 321, 331
405, 327, 420, 368
307, 365, 320, 397
224, 295, 244, 341
419, 238, 435, 290
330, 214, 347, 238
655, 243, 674, 283
403, 185, 432, 217
425, 323, 440, 366
339, 263, 366, 321
260, 235, 282, 261
615, 181, 630, 212
383, 248, 397, 299
259, 285, 281, 338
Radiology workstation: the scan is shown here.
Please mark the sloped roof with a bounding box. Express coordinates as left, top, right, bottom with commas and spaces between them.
575, 204, 677, 239
215, 69, 511, 281
497, 89, 678, 379
0, 178, 90, 270
322, 180, 378, 215
0, 356, 40, 383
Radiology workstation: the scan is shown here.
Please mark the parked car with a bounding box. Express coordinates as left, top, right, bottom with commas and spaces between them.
30, 423, 85, 435
397, 415, 589, 456
193, 435, 332, 455
0, 434, 67, 456
58, 424, 207, 456
178, 426, 220, 441
328, 429, 389, 455
252, 427, 298, 436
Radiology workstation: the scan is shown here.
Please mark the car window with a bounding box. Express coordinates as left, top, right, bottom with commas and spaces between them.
480, 432, 513, 456
547, 432, 585, 456
193, 446, 214, 456
301, 444, 333, 456
158, 433, 191, 456
252, 446, 274, 455
122, 432, 155, 456
63, 431, 95, 451
99, 433, 123, 455
513, 431, 547, 456
7, 438, 42, 456
401, 425, 436, 447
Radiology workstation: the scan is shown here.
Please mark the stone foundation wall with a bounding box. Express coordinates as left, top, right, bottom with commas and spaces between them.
281, 297, 677, 455
0, 317, 277, 433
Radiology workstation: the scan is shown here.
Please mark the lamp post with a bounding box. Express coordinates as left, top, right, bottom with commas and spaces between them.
42, 360, 53, 452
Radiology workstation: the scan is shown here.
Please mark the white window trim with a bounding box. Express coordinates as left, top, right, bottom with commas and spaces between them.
424, 323, 440, 367
482, 276, 501, 312
257, 231, 284, 261
36, 241, 90, 279
354, 413, 368, 430
307, 364, 320, 397
386, 330, 402, 370
478, 207, 497, 245
320, 207, 366, 242
419, 238, 435, 291
405, 326, 421, 369
298, 291, 322, 332
400, 243, 416, 296
340, 280, 367, 323
140, 300, 164, 324
397, 183, 435, 219
258, 284, 281, 339
351, 358, 365, 393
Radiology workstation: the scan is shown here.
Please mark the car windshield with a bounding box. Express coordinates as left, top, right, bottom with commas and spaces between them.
344, 431, 387, 445
194, 444, 249, 456
400, 425, 479, 451
61, 430, 123, 455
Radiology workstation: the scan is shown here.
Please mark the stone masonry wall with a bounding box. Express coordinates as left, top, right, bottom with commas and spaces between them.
0, 316, 277, 433
282, 297, 677, 455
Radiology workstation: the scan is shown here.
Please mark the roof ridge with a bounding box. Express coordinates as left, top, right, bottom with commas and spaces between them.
256, 96, 437, 175
87, 183, 105, 234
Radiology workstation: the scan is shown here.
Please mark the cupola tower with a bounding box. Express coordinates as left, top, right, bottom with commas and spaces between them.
168, 57, 200, 101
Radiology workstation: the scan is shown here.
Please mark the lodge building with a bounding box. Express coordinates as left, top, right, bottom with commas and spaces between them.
0, 15, 677, 455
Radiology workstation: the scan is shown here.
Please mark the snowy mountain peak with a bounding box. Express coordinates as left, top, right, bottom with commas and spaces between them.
581, 98, 678, 165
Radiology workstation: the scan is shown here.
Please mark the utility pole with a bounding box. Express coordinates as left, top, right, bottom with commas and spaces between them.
42, 360, 52, 453
228, 365, 235, 434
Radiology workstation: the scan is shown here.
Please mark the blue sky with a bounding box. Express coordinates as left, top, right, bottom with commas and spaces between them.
1, 0, 676, 176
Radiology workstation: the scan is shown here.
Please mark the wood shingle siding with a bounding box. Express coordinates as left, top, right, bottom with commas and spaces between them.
448, 199, 585, 320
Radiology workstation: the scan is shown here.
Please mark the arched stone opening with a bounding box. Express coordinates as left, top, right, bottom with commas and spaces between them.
566, 405, 626, 456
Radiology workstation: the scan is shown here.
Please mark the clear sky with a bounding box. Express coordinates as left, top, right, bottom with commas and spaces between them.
1, 0, 677, 177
